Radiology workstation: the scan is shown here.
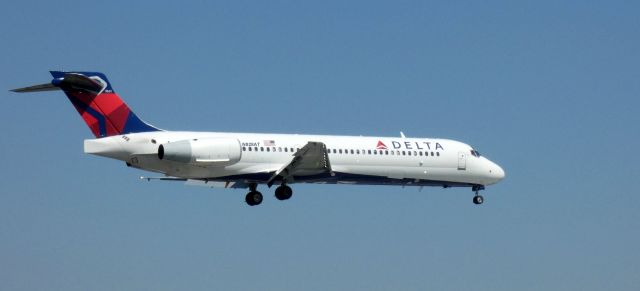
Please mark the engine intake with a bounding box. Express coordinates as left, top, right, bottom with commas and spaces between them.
158, 138, 241, 166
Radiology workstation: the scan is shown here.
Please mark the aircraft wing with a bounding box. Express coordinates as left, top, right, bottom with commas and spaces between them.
184, 179, 252, 189
267, 141, 333, 187
140, 176, 252, 189
139, 141, 333, 189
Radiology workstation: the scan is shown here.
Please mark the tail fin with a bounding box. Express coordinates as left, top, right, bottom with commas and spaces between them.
11, 71, 160, 138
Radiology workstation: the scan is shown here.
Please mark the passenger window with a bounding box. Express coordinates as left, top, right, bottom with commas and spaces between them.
350, 149, 354, 154
402, 151, 406, 156
408, 151, 411, 156
437, 152, 440, 156
391, 151, 395, 155
248, 147, 252, 151
356, 149, 360, 154
431, 152, 434, 156
242, 147, 246, 151
254, 147, 258, 151
414, 151, 417, 156
260, 147, 264, 151
339, 149, 343, 154
385, 150, 389, 155
279, 147, 282, 152
373, 150, 377, 155
368, 150, 372, 154
419, 151, 423, 156
284, 147, 288, 152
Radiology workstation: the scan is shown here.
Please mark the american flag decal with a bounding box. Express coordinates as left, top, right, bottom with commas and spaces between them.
264, 140, 276, 146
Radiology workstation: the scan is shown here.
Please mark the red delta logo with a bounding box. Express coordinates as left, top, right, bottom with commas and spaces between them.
374, 140, 446, 151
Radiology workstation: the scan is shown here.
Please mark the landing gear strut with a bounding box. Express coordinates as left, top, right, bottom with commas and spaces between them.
245, 183, 263, 206
472, 185, 485, 205
275, 184, 293, 201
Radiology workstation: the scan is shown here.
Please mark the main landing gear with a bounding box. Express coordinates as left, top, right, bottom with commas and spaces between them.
245, 183, 263, 206
245, 183, 294, 206
472, 185, 485, 205
275, 184, 293, 201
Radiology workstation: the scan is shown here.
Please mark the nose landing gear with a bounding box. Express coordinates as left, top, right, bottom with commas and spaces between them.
472, 185, 485, 205
473, 195, 484, 205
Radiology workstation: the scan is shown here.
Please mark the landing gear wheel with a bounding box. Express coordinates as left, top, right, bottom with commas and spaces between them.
471, 185, 485, 205
245, 191, 263, 206
275, 185, 293, 201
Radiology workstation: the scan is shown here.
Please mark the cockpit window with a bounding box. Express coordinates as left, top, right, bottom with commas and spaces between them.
470, 149, 481, 157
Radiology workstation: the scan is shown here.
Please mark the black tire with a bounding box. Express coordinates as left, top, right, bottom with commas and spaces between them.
275, 185, 293, 200
245, 192, 255, 206
473, 195, 484, 205
246, 191, 263, 206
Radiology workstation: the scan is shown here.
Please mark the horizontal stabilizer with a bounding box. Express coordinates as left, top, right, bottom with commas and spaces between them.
10, 83, 59, 93
11, 72, 106, 95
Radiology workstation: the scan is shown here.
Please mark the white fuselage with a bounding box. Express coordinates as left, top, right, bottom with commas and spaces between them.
84, 131, 505, 187
11, 70, 505, 205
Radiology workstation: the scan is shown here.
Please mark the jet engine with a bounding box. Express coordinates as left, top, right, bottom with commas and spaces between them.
158, 138, 241, 166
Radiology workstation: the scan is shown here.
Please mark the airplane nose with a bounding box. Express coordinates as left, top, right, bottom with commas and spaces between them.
494, 164, 505, 180
485, 160, 505, 184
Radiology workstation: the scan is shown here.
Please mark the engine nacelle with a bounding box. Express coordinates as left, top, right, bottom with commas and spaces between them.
158, 138, 241, 166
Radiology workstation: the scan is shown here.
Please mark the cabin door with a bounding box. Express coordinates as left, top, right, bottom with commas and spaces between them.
458, 152, 467, 170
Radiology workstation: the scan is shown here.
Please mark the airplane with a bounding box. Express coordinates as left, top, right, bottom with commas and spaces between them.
11, 71, 505, 206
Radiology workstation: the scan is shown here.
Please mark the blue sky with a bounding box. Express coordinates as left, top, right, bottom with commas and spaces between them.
1, 1, 639, 290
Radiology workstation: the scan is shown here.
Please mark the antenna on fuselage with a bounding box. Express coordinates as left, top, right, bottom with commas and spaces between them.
400, 131, 406, 138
